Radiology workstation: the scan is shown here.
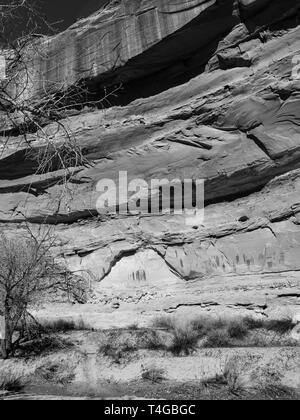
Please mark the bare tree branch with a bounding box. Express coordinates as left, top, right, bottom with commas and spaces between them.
0, 225, 90, 358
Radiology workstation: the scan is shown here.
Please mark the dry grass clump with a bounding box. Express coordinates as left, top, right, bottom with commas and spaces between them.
243, 317, 265, 330
40, 318, 94, 333
98, 342, 138, 364
150, 314, 297, 352
203, 330, 232, 348
227, 319, 249, 339
147, 321, 199, 355
37, 360, 76, 385
221, 357, 244, 392
96, 315, 297, 362
168, 327, 199, 356
12, 317, 86, 358
152, 316, 177, 331
203, 356, 244, 393
19, 335, 74, 356
141, 365, 166, 383
144, 331, 167, 351
153, 315, 245, 350
264, 318, 294, 335
0, 370, 25, 392
98, 330, 139, 364
127, 323, 139, 331
244, 316, 294, 334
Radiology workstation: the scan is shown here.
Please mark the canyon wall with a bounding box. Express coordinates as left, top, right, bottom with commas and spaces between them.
12, 0, 294, 102
1, 0, 300, 325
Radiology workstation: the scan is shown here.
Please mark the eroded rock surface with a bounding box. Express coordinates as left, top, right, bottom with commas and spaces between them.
1, 0, 300, 325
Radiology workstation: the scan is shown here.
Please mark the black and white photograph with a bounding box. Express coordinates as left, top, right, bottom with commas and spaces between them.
0, 0, 300, 404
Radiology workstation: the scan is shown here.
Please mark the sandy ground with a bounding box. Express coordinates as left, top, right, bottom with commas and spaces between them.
31, 272, 300, 330
1, 330, 300, 400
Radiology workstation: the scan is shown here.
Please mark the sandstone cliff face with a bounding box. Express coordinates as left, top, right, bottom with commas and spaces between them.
1, 0, 300, 326
13, 0, 295, 102
16, 0, 218, 100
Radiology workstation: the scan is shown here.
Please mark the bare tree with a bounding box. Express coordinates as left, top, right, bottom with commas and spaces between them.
0, 0, 122, 196
0, 1, 89, 177
0, 1, 123, 216
0, 225, 88, 359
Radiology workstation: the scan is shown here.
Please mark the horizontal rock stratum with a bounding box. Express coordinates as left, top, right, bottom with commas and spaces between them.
1, 0, 300, 325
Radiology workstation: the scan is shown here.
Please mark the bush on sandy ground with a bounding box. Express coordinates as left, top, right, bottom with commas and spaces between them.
39, 318, 94, 334
243, 317, 265, 330
127, 323, 139, 331
203, 330, 232, 348
168, 327, 199, 356
14, 318, 93, 356
95, 315, 297, 362
126, 379, 300, 400
244, 316, 294, 334
152, 316, 177, 331
98, 330, 138, 364
18, 335, 74, 357
0, 370, 24, 392
141, 365, 166, 383
37, 360, 75, 385
221, 357, 244, 392
227, 320, 249, 339
98, 343, 136, 364
150, 314, 297, 352
144, 331, 166, 351
265, 318, 294, 335
202, 356, 244, 393
144, 327, 199, 355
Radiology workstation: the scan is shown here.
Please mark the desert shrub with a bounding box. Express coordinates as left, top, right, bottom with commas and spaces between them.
152, 316, 177, 331
141, 366, 166, 383
227, 319, 248, 339
19, 318, 92, 340
37, 361, 75, 385
15, 319, 43, 339
41, 319, 77, 333
249, 334, 269, 348
203, 356, 243, 393
190, 316, 211, 337
191, 317, 228, 335
265, 318, 294, 335
98, 340, 137, 364
19, 336, 73, 356
203, 373, 228, 386
244, 317, 265, 330
256, 384, 300, 400
144, 332, 166, 351
40, 318, 93, 333
149, 314, 297, 351
98, 343, 118, 359
77, 318, 93, 331
204, 330, 232, 348
168, 327, 199, 356
211, 318, 228, 330
221, 357, 244, 392
191, 317, 249, 346
243, 316, 294, 335
127, 323, 139, 331
260, 29, 273, 43
0, 370, 24, 392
